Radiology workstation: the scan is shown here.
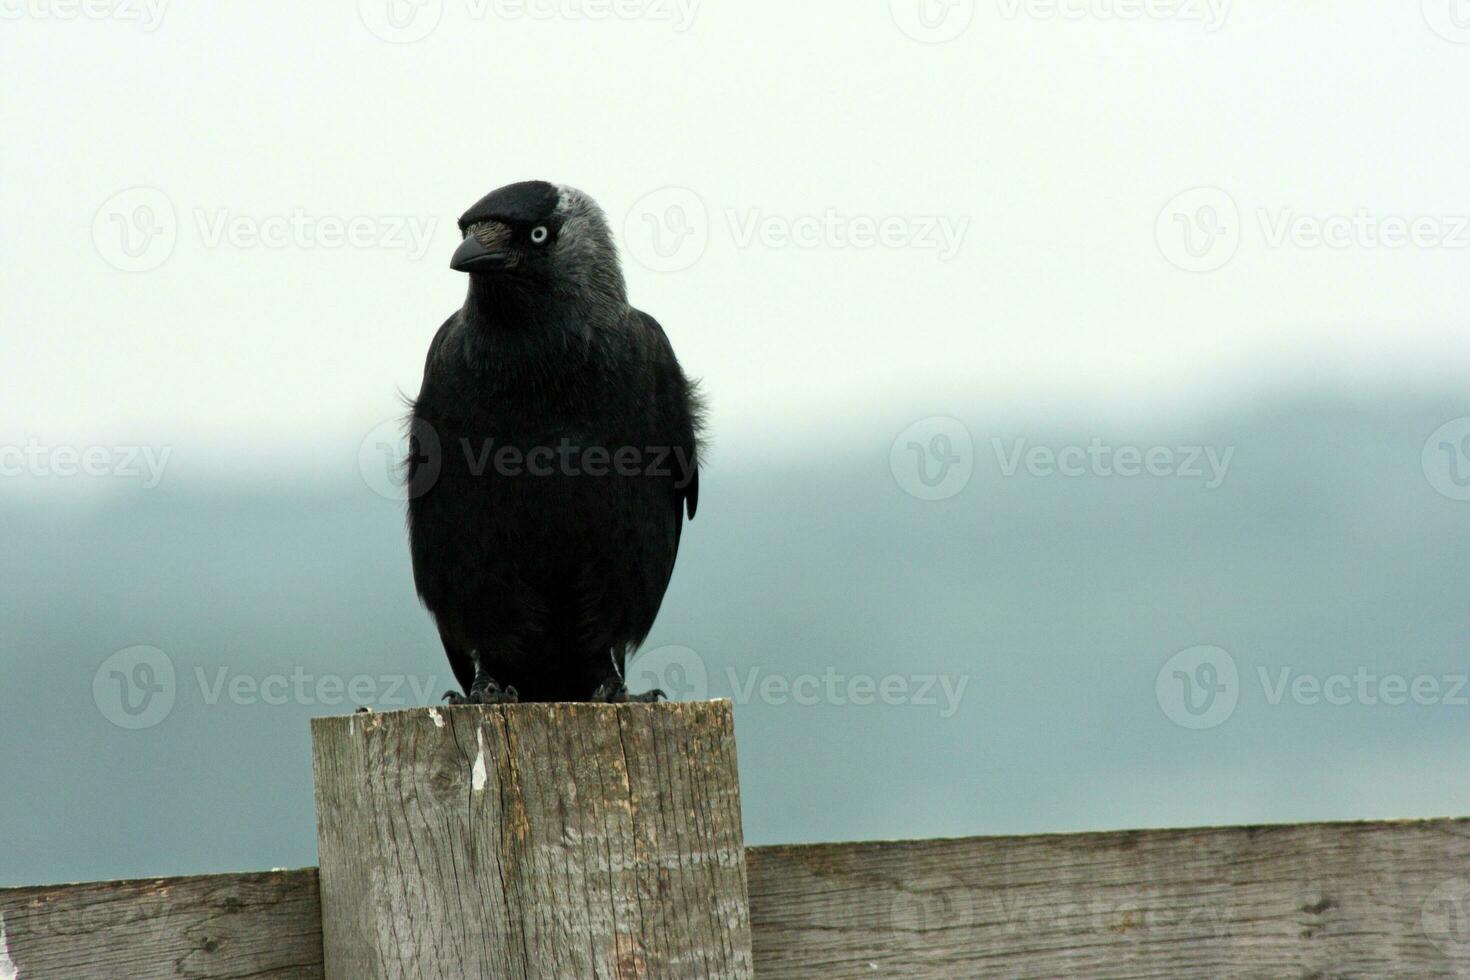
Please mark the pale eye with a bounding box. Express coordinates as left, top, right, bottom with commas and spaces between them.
529, 225, 550, 245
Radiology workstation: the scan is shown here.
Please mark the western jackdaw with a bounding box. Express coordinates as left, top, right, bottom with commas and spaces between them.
407, 181, 702, 704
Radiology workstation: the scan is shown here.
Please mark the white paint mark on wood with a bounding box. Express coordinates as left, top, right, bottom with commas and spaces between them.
0, 912, 19, 980
471, 725, 487, 793
311, 702, 753, 978
428, 708, 444, 728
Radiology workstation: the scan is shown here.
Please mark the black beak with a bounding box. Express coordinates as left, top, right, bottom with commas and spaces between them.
451, 235, 518, 273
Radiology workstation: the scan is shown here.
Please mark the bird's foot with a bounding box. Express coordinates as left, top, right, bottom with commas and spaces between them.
443, 677, 519, 705
592, 679, 666, 704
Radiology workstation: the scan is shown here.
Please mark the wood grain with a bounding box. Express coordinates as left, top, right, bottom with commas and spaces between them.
0, 868, 322, 978
310, 702, 753, 979
747, 819, 1470, 978
8, 811, 1470, 975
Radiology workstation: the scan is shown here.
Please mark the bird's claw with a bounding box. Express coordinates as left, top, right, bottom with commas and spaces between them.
593, 680, 666, 704
443, 680, 519, 705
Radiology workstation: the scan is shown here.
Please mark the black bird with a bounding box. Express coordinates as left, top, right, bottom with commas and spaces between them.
406, 181, 702, 703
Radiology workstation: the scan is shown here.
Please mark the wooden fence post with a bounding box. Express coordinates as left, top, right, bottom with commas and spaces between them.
310, 701, 752, 979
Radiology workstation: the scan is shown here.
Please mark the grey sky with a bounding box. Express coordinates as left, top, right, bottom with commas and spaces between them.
3, 3, 1470, 483
5, 0, 1470, 888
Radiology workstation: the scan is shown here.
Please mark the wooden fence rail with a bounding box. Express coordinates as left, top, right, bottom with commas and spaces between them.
3, 703, 1469, 977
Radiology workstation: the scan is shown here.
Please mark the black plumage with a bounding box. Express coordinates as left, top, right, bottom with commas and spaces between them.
406, 181, 702, 703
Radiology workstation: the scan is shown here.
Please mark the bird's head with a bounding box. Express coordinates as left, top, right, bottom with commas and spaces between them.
451, 181, 626, 311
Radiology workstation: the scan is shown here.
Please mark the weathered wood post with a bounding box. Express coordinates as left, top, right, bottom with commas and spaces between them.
310, 701, 752, 979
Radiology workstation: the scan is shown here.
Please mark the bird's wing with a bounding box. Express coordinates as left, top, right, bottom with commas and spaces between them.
631, 308, 702, 529
406, 313, 460, 489
560, 309, 704, 659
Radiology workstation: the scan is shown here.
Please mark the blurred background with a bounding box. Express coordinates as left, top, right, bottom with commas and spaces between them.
3, 2, 1469, 887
